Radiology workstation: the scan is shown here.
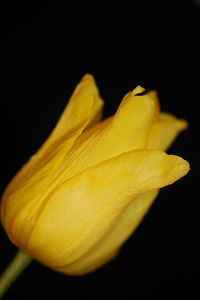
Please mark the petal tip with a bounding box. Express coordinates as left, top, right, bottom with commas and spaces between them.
177, 119, 188, 131
133, 85, 146, 95
81, 73, 95, 82
170, 154, 190, 180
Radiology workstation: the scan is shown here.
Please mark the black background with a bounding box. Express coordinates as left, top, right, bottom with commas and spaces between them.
0, 0, 199, 298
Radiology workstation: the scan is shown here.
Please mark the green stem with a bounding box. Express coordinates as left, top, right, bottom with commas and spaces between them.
0, 251, 32, 299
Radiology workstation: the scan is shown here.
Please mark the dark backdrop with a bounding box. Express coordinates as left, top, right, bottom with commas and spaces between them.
0, 0, 199, 298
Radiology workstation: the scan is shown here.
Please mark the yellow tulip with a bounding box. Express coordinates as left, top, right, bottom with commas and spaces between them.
0, 74, 189, 276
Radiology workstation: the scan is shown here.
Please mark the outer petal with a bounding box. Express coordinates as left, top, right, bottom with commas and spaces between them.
55, 86, 156, 182
21, 150, 189, 272
54, 189, 159, 275
147, 112, 188, 151
37, 74, 104, 158
1, 74, 103, 228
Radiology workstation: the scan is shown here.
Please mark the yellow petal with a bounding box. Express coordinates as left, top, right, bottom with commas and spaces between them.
38, 73, 104, 157
54, 189, 159, 275
55, 86, 156, 183
1, 132, 88, 242
23, 150, 189, 271
147, 112, 188, 151
1, 74, 103, 204
58, 248, 120, 276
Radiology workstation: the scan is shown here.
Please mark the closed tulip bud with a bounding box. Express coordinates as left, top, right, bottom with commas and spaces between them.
0, 74, 189, 276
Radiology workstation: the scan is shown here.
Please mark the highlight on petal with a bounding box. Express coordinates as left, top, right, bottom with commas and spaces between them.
147, 90, 160, 124
147, 112, 188, 151
23, 149, 189, 272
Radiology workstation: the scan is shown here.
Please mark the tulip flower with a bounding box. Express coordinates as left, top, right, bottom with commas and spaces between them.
0, 74, 189, 295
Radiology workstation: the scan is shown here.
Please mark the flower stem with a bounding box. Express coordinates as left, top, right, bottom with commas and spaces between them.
0, 251, 32, 299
